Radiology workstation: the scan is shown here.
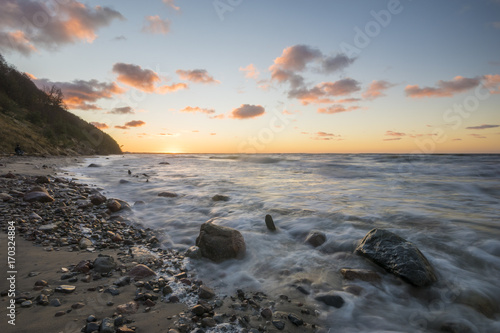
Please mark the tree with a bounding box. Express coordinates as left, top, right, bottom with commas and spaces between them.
43, 85, 65, 109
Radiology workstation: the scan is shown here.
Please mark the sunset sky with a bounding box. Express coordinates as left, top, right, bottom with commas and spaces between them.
1, 0, 500, 153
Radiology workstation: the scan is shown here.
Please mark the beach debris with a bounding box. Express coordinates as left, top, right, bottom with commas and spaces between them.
265, 214, 277, 231
196, 218, 246, 262
305, 230, 326, 247
355, 228, 437, 287
212, 194, 230, 202
23, 186, 54, 203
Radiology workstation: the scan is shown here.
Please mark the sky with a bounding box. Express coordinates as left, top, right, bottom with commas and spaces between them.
1, 0, 500, 154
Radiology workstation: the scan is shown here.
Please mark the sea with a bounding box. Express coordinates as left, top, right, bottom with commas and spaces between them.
67, 153, 500, 332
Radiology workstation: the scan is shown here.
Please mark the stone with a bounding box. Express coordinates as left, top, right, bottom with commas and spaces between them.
21, 300, 33, 307
354, 228, 437, 287
85, 322, 100, 333
130, 246, 158, 263
158, 192, 178, 198
90, 193, 106, 205
288, 313, 304, 326
127, 264, 156, 279
212, 194, 230, 202
79, 237, 93, 249
35, 175, 50, 184
93, 255, 116, 273
117, 325, 135, 333
39, 223, 58, 232
73, 260, 92, 274
55, 285, 76, 294
296, 286, 310, 295
340, 268, 381, 282
35, 280, 48, 287
71, 302, 85, 309
0, 193, 13, 201
261, 308, 273, 319
24, 186, 54, 203
159, 162, 170, 165
315, 293, 345, 308
185, 246, 202, 259
116, 301, 139, 315
119, 179, 130, 184
199, 285, 216, 299
265, 214, 276, 231
36, 294, 49, 305
201, 318, 217, 328
191, 304, 206, 316
104, 287, 120, 296
162, 285, 173, 295
54, 311, 66, 317
88, 163, 101, 167
30, 212, 43, 220
2, 172, 16, 178
114, 276, 131, 287
107, 199, 121, 212
100, 317, 115, 333
305, 230, 326, 247
195, 218, 246, 262
50, 298, 62, 307
272, 320, 286, 330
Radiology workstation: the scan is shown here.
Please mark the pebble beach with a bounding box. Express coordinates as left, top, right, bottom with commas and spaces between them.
0, 156, 321, 333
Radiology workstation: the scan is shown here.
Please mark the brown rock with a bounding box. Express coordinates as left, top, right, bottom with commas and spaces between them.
90, 193, 107, 205
305, 230, 327, 247
24, 187, 54, 203
116, 301, 139, 315
73, 260, 92, 274
107, 199, 121, 212
195, 218, 246, 262
199, 285, 216, 299
127, 264, 156, 280
340, 268, 381, 282
158, 192, 178, 198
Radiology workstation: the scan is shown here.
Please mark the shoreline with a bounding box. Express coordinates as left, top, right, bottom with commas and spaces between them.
0, 156, 321, 333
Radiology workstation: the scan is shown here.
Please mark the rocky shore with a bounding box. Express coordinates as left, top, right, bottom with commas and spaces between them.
0, 167, 322, 332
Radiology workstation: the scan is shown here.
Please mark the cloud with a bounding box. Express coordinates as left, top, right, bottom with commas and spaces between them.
483, 74, 500, 94
142, 16, 170, 35
210, 114, 225, 119
114, 120, 146, 130
0, 0, 123, 55
90, 122, 109, 129
24, 72, 37, 80
180, 106, 215, 114
163, 0, 180, 11
469, 133, 487, 139
383, 138, 402, 141
240, 64, 259, 79
385, 130, 406, 137
290, 78, 361, 105
405, 76, 481, 98
34, 78, 124, 110
489, 22, 500, 29
362, 80, 395, 100
317, 105, 360, 114
210, 133, 216, 135
113, 35, 127, 41
269, 45, 355, 88
312, 131, 342, 141
108, 106, 134, 114
230, 104, 265, 119
465, 124, 499, 130
113, 63, 187, 94
176, 69, 220, 84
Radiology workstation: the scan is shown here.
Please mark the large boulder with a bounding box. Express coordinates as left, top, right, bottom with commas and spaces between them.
355, 228, 437, 287
24, 186, 54, 203
196, 219, 246, 262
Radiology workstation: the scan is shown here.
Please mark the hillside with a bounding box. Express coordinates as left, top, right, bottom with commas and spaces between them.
0, 55, 121, 156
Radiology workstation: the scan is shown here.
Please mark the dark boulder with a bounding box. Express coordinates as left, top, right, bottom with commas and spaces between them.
196, 219, 246, 262
265, 214, 277, 231
354, 228, 437, 287
24, 186, 54, 203
305, 230, 326, 247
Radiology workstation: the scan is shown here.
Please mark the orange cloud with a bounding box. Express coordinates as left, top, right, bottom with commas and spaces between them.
108, 106, 134, 114
312, 131, 342, 141
24, 72, 37, 80
142, 16, 170, 35
362, 80, 395, 100
90, 122, 109, 129
290, 79, 361, 105
157, 83, 188, 93
240, 64, 259, 79
181, 106, 215, 114
317, 105, 360, 114
483, 74, 500, 94
114, 120, 146, 130
113, 63, 187, 94
405, 76, 481, 98
230, 104, 265, 119
0, 1, 123, 55
163, 0, 180, 10
176, 69, 219, 84
385, 130, 406, 137
34, 78, 125, 110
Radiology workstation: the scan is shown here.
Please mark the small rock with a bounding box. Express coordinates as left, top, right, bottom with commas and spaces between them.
158, 192, 178, 198
50, 298, 62, 307
272, 320, 286, 330
265, 214, 277, 231
288, 313, 304, 326
117, 325, 135, 333
168, 295, 180, 303
93, 255, 116, 273
0, 193, 13, 201
104, 287, 120, 296
100, 318, 115, 333
90, 193, 106, 205
79, 237, 93, 249
305, 230, 327, 247
185, 246, 202, 259
71, 302, 85, 309
201, 318, 217, 328
114, 276, 131, 287
159, 162, 170, 165
340, 268, 381, 282
199, 285, 216, 299
88, 163, 101, 167
24, 186, 54, 203
212, 194, 230, 202
35, 175, 50, 184
35, 280, 48, 287
21, 300, 33, 308
85, 322, 100, 333
191, 304, 206, 316
261, 308, 273, 319
116, 301, 139, 315
55, 285, 76, 294
73, 260, 92, 274
54, 311, 66, 317
127, 264, 156, 280
87, 315, 97, 322
107, 199, 121, 212
315, 293, 345, 308
36, 294, 49, 305
39, 223, 58, 232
